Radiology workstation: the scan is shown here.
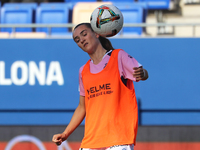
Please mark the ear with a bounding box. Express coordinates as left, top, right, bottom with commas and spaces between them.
95, 32, 100, 38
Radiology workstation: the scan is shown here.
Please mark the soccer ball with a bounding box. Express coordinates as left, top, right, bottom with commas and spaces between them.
90, 4, 123, 37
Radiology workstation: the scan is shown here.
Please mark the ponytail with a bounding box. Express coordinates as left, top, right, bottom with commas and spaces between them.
98, 36, 114, 51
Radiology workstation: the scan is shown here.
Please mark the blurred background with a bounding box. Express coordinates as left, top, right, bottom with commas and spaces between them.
0, 0, 200, 150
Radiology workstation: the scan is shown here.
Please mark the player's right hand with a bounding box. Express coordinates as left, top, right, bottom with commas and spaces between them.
52, 133, 66, 146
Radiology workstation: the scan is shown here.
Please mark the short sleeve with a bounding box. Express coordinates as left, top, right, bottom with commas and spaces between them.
79, 65, 85, 96
118, 50, 142, 82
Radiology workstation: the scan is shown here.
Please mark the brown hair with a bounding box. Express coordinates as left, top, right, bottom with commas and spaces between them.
73, 23, 114, 51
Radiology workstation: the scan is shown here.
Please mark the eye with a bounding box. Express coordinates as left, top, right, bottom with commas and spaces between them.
75, 39, 80, 43
74, 37, 80, 43
82, 31, 87, 36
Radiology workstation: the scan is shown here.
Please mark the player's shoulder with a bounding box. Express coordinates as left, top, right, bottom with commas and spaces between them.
118, 49, 128, 54
79, 58, 91, 74
79, 64, 85, 74
117, 49, 131, 58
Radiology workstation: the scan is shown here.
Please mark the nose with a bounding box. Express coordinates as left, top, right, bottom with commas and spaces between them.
80, 37, 85, 44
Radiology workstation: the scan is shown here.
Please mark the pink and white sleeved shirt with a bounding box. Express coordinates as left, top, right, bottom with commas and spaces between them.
79, 49, 142, 96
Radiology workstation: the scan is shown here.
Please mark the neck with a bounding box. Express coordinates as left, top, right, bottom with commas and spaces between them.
89, 46, 107, 65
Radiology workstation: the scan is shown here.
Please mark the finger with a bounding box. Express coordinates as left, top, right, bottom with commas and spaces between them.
133, 67, 140, 71
52, 137, 61, 142
133, 72, 144, 78
133, 67, 144, 74
134, 68, 144, 74
56, 141, 62, 146
53, 139, 62, 146
133, 66, 142, 70
52, 137, 57, 142
53, 139, 59, 143
133, 70, 143, 75
135, 77, 142, 82
134, 74, 145, 81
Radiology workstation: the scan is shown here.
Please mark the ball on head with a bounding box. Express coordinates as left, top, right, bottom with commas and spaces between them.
90, 4, 123, 37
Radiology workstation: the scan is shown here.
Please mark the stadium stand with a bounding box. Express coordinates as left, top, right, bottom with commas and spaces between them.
64, 0, 98, 12
3, 2, 37, 10
139, 0, 171, 10
101, 0, 148, 21
72, 2, 112, 25
64, 0, 98, 8
99, 1, 148, 36
138, 0, 177, 35
0, 3, 37, 33
102, 0, 134, 2
184, 0, 200, 4
65, 0, 97, 1
0, 32, 10, 38
114, 3, 144, 36
36, 3, 71, 36
134, 2, 148, 24
12, 32, 47, 38
144, 0, 200, 37
0, 0, 199, 37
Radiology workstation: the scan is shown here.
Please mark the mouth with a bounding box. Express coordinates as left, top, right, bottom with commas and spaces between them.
84, 43, 88, 47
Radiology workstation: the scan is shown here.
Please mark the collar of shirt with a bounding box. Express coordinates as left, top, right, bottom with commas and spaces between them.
91, 50, 112, 63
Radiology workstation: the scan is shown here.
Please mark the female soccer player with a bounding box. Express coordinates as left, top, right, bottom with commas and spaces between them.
52, 23, 148, 150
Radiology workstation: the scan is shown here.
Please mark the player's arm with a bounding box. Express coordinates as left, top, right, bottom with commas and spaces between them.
52, 95, 86, 145
133, 66, 149, 82
119, 50, 148, 82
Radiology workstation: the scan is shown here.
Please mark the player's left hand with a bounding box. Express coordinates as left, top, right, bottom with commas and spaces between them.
133, 67, 148, 82
52, 133, 66, 146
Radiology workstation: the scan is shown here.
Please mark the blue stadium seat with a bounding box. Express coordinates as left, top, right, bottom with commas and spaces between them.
138, 0, 170, 10
102, 0, 134, 1
64, 0, 97, 2
114, 2, 148, 23
64, 0, 97, 6
64, 0, 97, 10
0, 3, 36, 33
114, 3, 144, 36
3, 3, 37, 10
36, 3, 71, 35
